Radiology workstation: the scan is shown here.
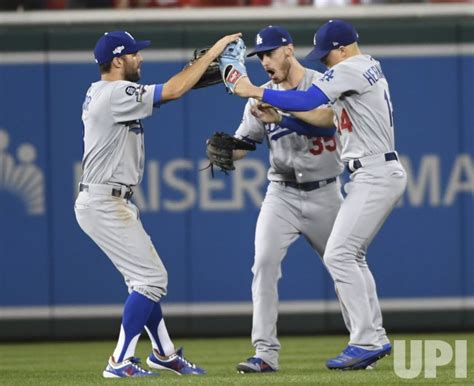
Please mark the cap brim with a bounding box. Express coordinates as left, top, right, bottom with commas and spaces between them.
134, 40, 151, 51
247, 45, 283, 57
95, 39, 151, 65
305, 46, 330, 61
124, 40, 151, 55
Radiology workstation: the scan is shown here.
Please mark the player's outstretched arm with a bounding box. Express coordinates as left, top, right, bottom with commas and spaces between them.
161, 32, 242, 102
236, 84, 329, 112
292, 107, 335, 128
252, 103, 335, 137
252, 103, 335, 128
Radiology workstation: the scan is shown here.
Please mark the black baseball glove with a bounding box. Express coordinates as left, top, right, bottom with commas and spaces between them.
185, 47, 222, 89
204, 132, 256, 175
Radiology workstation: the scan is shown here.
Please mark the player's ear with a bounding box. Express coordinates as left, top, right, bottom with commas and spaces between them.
286, 44, 294, 57
111, 56, 123, 69
339, 46, 347, 58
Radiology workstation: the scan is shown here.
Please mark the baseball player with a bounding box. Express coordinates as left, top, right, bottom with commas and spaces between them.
231, 20, 407, 370
75, 30, 241, 378
227, 26, 344, 373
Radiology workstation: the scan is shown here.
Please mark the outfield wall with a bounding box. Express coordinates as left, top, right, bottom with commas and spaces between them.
0, 5, 473, 340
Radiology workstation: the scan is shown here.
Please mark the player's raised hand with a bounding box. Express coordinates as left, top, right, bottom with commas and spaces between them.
251, 103, 282, 124
219, 37, 248, 94
162, 33, 241, 101
206, 33, 243, 60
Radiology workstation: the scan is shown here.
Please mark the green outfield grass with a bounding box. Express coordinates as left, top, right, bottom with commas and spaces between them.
0, 333, 472, 385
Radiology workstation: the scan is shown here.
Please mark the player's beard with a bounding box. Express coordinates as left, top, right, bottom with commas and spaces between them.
124, 66, 140, 82
272, 58, 291, 84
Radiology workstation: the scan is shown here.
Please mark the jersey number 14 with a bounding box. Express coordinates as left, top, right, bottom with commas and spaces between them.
337, 90, 394, 135
337, 108, 352, 134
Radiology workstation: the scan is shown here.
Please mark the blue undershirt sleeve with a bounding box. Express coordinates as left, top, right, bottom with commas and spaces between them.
153, 84, 164, 107
262, 85, 330, 112
280, 116, 336, 137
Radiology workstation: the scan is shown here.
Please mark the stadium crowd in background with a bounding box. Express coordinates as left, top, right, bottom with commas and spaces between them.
0, 0, 471, 11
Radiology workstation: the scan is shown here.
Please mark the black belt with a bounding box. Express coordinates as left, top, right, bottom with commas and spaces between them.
79, 183, 134, 200
347, 152, 398, 174
278, 177, 337, 192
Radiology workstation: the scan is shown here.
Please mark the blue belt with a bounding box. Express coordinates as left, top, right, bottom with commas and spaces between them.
278, 177, 337, 192
347, 152, 398, 174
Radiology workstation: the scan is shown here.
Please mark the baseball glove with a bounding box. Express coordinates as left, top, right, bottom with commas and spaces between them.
185, 47, 222, 89
219, 38, 248, 94
204, 132, 256, 175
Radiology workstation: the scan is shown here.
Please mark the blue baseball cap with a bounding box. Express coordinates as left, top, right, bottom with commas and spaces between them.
94, 31, 151, 65
306, 20, 359, 61
247, 25, 293, 57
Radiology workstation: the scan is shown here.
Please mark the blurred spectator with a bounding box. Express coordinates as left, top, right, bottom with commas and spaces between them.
0, 0, 43, 10
68, 0, 114, 7
47, 0, 67, 8
113, 0, 183, 6
184, 0, 244, 5
313, 0, 346, 5
311, 0, 425, 5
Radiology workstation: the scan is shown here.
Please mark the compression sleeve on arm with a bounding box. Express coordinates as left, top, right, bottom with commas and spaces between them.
262, 85, 330, 112
280, 116, 336, 137
153, 84, 164, 107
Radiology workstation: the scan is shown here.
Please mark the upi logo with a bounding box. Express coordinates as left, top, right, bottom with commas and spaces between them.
394, 340, 467, 379
0, 129, 45, 215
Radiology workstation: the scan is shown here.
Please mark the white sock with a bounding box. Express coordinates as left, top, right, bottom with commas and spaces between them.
145, 319, 175, 356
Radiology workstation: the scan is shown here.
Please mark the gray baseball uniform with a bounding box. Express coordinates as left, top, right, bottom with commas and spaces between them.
75, 80, 168, 303
314, 55, 407, 349
235, 68, 344, 369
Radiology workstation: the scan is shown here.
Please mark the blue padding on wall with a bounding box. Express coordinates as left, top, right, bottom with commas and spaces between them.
0, 55, 473, 309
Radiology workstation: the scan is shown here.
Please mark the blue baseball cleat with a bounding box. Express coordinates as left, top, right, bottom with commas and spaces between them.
146, 347, 206, 375
382, 342, 392, 356
365, 343, 393, 369
326, 345, 386, 370
102, 357, 159, 378
236, 356, 277, 373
